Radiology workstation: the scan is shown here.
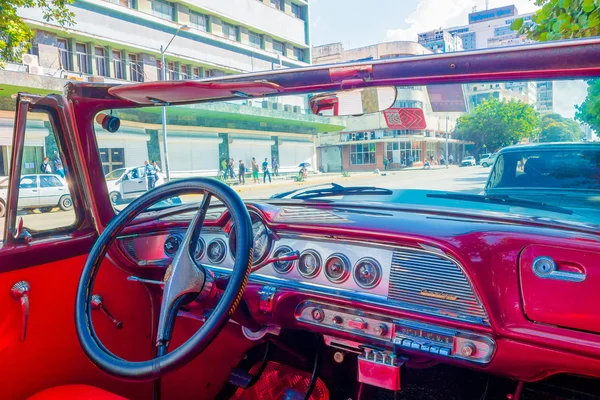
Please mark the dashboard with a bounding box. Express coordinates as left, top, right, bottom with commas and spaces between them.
116, 201, 600, 382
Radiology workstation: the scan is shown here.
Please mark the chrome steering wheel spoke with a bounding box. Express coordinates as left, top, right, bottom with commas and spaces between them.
156, 193, 213, 350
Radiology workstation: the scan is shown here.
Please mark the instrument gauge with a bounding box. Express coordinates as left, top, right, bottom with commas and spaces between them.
353, 258, 382, 289
194, 238, 205, 262
324, 254, 351, 283
272, 246, 295, 274
207, 239, 227, 264
229, 211, 272, 266
298, 250, 322, 279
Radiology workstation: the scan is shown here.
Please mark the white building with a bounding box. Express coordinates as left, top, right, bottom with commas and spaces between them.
418, 4, 553, 113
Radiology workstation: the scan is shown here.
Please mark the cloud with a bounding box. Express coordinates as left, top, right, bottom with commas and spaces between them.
553, 80, 588, 119
384, 0, 539, 43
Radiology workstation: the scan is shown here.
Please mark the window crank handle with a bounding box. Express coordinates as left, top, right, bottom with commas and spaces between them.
91, 294, 123, 329
11, 281, 31, 342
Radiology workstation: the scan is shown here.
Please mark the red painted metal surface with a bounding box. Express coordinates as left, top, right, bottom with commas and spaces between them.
28, 384, 127, 400
108, 81, 283, 105
520, 245, 600, 334
383, 108, 427, 130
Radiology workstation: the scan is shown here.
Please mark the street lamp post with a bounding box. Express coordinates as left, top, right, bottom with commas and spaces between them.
445, 115, 449, 169
160, 24, 189, 182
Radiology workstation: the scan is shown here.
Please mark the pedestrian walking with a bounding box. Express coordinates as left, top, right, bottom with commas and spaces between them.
228, 158, 236, 179
251, 157, 259, 183
449, 154, 454, 165
152, 161, 161, 180
40, 157, 52, 174
262, 157, 271, 183
238, 160, 245, 184
272, 157, 279, 176
144, 160, 157, 189
54, 155, 65, 178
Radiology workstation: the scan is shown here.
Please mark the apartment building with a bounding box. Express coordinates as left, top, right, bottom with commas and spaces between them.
418, 4, 553, 113
0, 0, 334, 177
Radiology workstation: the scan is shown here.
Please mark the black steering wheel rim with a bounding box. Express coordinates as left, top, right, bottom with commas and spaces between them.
75, 177, 253, 381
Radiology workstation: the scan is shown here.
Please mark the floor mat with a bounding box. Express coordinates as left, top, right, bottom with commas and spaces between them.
230, 360, 329, 400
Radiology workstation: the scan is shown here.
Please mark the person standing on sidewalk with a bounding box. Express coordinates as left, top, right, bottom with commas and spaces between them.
144, 160, 157, 189
41, 157, 52, 174
272, 157, 279, 177
262, 157, 271, 183
238, 160, 245, 185
251, 157, 260, 184
383, 157, 389, 171
228, 158, 236, 179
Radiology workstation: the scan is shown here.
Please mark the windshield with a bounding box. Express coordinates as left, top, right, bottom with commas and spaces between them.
92, 77, 600, 226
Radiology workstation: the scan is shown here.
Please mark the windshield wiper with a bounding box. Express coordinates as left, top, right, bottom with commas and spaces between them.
285, 183, 393, 200
426, 192, 573, 215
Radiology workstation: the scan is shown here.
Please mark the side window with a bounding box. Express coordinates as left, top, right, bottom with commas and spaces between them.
0, 110, 77, 241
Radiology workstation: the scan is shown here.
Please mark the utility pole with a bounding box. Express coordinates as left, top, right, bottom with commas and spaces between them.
445, 115, 449, 169
160, 25, 189, 182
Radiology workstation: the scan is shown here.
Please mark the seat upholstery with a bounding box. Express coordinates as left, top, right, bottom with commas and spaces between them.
28, 385, 127, 400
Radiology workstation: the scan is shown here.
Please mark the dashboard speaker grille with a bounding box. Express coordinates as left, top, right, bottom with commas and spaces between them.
388, 249, 488, 325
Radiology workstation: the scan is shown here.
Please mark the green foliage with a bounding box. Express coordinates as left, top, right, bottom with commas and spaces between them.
455, 99, 540, 154
575, 79, 600, 132
539, 113, 585, 142
0, 0, 75, 65
512, 0, 600, 41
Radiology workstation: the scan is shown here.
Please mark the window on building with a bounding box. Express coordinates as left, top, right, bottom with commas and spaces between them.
129, 54, 143, 82
426, 142, 437, 159
205, 69, 212, 78
113, 50, 124, 79
272, 40, 285, 56
99, 148, 125, 174
180, 65, 189, 79
222, 22, 238, 41
75, 43, 89, 74
190, 11, 209, 31
57, 39, 71, 71
393, 100, 423, 109
291, 3, 302, 18
386, 141, 422, 166
248, 31, 262, 49
95, 47, 107, 77
271, 0, 283, 10
152, 0, 174, 21
107, 0, 134, 7
350, 143, 376, 165
167, 62, 176, 80
293, 47, 304, 61
192, 67, 201, 79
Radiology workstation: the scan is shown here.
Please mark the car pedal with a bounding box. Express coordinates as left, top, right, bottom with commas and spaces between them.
228, 368, 255, 389
280, 388, 305, 400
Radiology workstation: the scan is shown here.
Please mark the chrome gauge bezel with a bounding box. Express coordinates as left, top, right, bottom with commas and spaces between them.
194, 237, 206, 262
324, 253, 351, 283
207, 238, 227, 264
229, 211, 272, 266
298, 249, 322, 279
272, 245, 295, 274
353, 257, 382, 289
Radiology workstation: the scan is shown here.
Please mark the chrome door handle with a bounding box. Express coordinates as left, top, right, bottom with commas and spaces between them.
533, 257, 586, 283
11, 281, 31, 342
91, 294, 123, 329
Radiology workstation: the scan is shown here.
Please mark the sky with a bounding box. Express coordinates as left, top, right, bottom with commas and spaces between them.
310, 0, 539, 48
309, 0, 587, 121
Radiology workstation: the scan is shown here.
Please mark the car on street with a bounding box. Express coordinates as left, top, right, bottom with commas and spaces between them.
105, 165, 164, 204
480, 152, 498, 167
0, 174, 73, 216
461, 156, 476, 167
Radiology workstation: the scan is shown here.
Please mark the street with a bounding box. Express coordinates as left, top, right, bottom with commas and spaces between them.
0, 166, 490, 238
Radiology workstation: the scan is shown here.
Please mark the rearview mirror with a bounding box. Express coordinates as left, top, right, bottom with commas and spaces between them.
309, 86, 397, 117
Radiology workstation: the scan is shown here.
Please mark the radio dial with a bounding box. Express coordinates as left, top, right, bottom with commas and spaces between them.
332, 315, 343, 325
374, 323, 388, 336
311, 308, 325, 322
460, 341, 476, 357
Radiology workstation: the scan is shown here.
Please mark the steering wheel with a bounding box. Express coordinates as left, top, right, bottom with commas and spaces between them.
75, 178, 253, 381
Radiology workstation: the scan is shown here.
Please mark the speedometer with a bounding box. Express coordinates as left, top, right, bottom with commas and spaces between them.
229, 211, 272, 266
324, 254, 350, 283
298, 250, 322, 278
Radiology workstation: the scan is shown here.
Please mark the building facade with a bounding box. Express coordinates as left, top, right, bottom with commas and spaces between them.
417, 30, 464, 53
1, 0, 322, 177
312, 42, 469, 172
418, 5, 553, 113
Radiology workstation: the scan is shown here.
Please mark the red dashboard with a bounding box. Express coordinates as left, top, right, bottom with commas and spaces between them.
114, 201, 600, 383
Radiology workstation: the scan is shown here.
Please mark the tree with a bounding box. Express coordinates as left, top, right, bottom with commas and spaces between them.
0, 0, 74, 65
539, 113, 585, 142
455, 99, 540, 155
511, 0, 600, 132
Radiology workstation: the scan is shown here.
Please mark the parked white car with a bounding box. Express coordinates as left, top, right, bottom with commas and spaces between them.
461, 156, 476, 167
480, 152, 498, 168
105, 166, 164, 204
0, 174, 73, 217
